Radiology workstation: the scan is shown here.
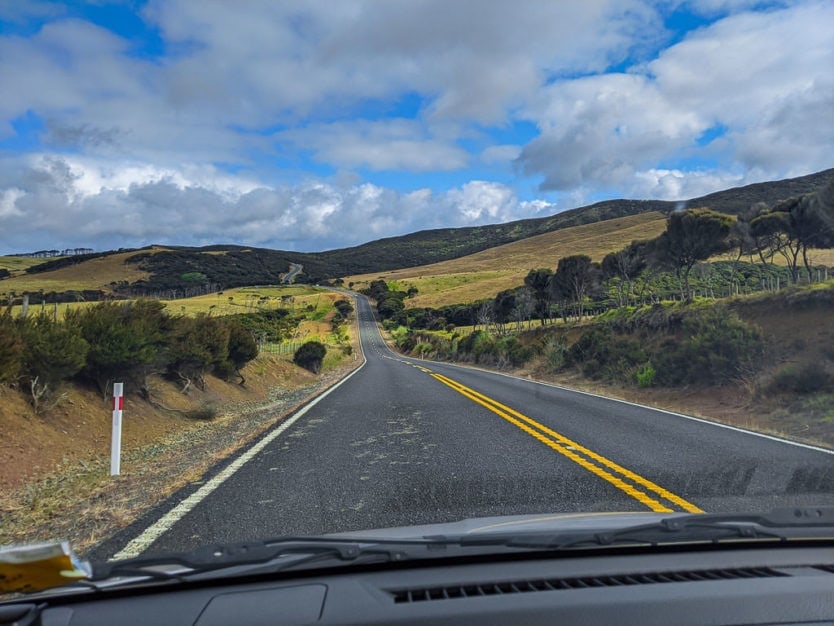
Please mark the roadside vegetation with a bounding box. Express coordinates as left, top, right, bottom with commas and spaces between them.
0, 286, 356, 414
366, 179, 834, 447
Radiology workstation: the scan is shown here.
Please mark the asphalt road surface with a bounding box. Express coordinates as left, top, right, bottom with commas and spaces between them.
106, 294, 834, 559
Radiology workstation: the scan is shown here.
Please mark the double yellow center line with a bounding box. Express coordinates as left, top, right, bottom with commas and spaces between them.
429, 371, 703, 514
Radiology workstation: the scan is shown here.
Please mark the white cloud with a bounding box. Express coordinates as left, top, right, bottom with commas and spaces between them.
0, 0, 831, 254
0, 155, 556, 253
280, 120, 469, 172
518, 1, 834, 191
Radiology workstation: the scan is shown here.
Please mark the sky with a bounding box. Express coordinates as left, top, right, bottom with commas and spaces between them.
0, 0, 832, 254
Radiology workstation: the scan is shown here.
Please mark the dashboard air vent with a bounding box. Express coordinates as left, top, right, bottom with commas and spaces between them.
389, 567, 788, 604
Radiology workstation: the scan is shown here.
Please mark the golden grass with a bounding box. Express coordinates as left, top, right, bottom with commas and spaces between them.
0, 249, 161, 294
167, 285, 337, 317
348, 212, 669, 307
0, 256, 58, 276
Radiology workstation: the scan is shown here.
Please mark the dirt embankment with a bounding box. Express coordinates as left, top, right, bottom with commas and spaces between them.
1, 341, 363, 555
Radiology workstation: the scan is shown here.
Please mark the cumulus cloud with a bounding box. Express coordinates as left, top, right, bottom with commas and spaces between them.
0, 156, 555, 253
518, 1, 834, 194
0, 0, 831, 252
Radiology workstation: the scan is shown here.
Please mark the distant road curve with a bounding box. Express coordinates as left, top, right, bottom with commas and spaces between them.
282, 263, 303, 284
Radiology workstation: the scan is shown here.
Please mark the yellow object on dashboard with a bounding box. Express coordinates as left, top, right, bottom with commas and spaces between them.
0, 541, 91, 594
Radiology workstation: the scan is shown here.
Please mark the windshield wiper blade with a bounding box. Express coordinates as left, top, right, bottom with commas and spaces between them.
431, 507, 834, 551
91, 537, 415, 583
90, 508, 834, 586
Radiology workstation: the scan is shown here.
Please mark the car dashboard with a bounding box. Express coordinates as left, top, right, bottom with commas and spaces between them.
4, 545, 834, 625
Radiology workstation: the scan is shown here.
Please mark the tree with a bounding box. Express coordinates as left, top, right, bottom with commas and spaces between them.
294, 340, 326, 374
493, 290, 516, 335
523, 268, 553, 323
653, 208, 733, 301
512, 287, 535, 330
786, 181, 834, 280
68, 300, 169, 397
19, 312, 89, 411
0, 314, 24, 386
333, 299, 354, 318
602, 244, 646, 306
166, 314, 230, 392
223, 322, 259, 384
377, 294, 405, 320
475, 300, 494, 332
550, 255, 602, 320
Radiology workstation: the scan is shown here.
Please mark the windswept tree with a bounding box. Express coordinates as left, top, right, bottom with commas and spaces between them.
789, 180, 834, 279
653, 208, 733, 301
550, 255, 602, 320
68, 300, 170, 397
493, 289, 516, 335
19, 312, 89, 411
222, 322, 259, 385
0, 314, 23, 386
523, 268, 553, 323
602, 244, 646, 306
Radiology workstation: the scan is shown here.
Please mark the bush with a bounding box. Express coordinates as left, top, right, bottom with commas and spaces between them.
0, 316, 23, 386
496, 336, 534, 367
636, 363, 656, 388
654, 307, 763, 386
19, 313, 89, 407
567, 328, 647, 383
166, 314, 230, 390
68, 300, 169, 395
770, 364, 830, 394
294, 341, 327, 373
224, 322, 259, 382
542, 334, 568, 371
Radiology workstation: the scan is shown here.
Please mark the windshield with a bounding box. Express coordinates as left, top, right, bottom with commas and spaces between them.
1, 0, 833, 591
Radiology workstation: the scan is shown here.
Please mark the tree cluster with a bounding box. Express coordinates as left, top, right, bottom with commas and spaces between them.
0, 300, 259, 411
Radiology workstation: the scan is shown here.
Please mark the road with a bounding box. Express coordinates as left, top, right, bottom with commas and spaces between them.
281, 263, 303, 284
107, 295, 834, 559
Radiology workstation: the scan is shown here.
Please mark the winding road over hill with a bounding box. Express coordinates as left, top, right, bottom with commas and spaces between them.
106, 295, 834, 559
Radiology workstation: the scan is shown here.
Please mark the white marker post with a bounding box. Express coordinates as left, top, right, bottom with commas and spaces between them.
110, 382, 124, 476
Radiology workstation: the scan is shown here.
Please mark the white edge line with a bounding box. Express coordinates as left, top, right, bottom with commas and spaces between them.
403, 355, 834, 457
111, 357, 367, 561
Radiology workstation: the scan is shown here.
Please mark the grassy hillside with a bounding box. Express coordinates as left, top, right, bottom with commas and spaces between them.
347, 212, 670, 307
2, 167, 831, 297
0, 249, 158, 296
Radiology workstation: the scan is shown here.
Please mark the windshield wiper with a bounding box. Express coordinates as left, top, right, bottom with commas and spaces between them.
86, 508, 834, 589
433, 507, 834, 551
91, 537, 419, 585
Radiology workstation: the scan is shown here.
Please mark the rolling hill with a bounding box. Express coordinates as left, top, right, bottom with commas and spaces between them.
2, 167, 832, 299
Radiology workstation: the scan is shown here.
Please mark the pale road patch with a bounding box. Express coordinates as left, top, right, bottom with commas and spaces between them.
110, 361, 366, 560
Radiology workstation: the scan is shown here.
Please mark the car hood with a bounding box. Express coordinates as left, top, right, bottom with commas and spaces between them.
329, 510, 691, 541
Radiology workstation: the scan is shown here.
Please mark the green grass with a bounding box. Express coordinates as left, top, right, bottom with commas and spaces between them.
0, 256, 59, 275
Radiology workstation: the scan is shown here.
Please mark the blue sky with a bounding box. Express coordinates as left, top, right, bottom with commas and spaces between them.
0, 0, 831, 253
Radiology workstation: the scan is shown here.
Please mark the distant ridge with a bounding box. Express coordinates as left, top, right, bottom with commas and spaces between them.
13, 167, 834, 292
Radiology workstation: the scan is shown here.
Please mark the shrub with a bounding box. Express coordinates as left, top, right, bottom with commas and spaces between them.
166, 314, 230, 391
769, 364, 830, 394
68, 300, 169, 396
567, 328, 646, 383
542, 334, 568, 371
496, 336, 534, 367
294, 340, 327, 373
15, 313, 88, 411
636, 363, 656, 388
224, 322, 259, 382
654, 307, 763, 386
0, 316, 23, 386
